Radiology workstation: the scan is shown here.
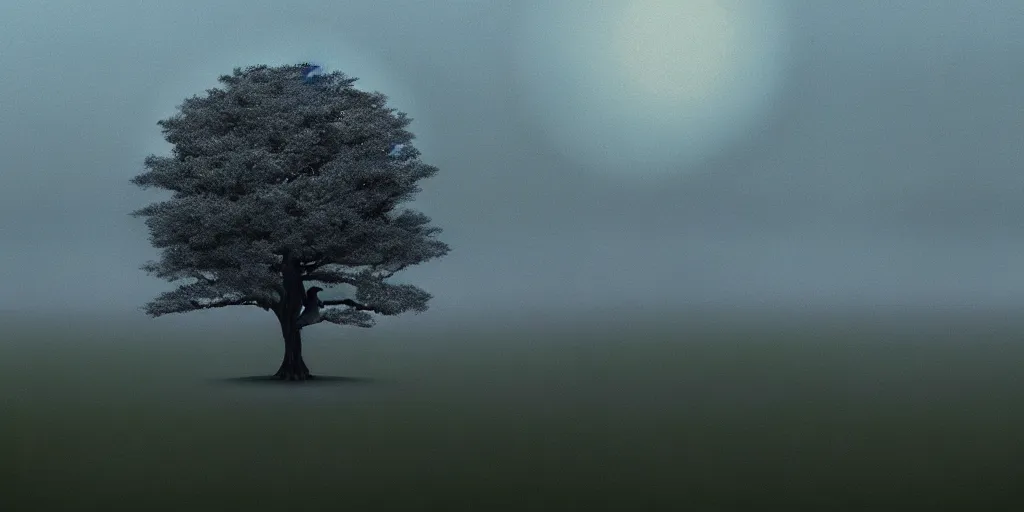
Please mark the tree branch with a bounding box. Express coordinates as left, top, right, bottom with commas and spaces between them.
303, 271, 354, 284
321, 298, 380, 313
141, 278, 282, 316
299, 258, 324, 270
145, 295, 272, 317
320, 307, 376, 328
189, 298, 261, 310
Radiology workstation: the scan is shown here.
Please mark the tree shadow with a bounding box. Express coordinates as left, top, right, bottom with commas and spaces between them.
211, 375, 376, 386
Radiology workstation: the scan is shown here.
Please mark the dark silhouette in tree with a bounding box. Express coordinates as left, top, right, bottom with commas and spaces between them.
297, 286, 325, 328
131, 63, 449, 380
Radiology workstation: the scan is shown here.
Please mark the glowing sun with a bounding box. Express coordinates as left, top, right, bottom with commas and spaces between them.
512, 0, 790, 177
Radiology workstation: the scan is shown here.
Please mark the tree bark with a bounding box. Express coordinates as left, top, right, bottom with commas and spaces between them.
274, 249, 314, 381
274, 318, 311, 381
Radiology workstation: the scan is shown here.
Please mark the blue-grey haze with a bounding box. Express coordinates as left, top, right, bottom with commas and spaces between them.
1, 0, 1023, 320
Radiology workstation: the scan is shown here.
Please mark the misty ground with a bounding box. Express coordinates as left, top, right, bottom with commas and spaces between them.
1, 307, 1022, 510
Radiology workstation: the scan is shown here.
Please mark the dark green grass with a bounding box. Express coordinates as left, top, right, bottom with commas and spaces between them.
1, 308, 1023, 510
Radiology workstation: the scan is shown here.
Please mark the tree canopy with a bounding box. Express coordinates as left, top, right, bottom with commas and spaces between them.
131, 63, 449, 329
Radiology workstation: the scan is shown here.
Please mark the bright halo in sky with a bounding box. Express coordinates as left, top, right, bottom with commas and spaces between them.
511, 0, 790, 177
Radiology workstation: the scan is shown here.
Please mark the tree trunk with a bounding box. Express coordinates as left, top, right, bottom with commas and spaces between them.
275, 321, 312, 380
274, 249, 313, 381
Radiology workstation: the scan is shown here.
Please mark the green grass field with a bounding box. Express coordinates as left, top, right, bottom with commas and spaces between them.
2, 308, 1023, 510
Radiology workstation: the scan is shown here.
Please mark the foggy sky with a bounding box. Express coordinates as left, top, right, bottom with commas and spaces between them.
2, 0, 1024, 321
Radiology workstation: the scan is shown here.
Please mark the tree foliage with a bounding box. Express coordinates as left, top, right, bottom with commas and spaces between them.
131, 64, 449, 328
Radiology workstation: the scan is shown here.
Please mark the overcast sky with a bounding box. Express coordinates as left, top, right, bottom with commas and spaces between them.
2, 0, 1024, 322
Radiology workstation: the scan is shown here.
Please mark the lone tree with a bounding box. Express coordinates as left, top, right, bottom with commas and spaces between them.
131, 63, 449, 380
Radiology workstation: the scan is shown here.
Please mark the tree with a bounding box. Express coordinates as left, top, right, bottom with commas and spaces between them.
131, 63, 449, 380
